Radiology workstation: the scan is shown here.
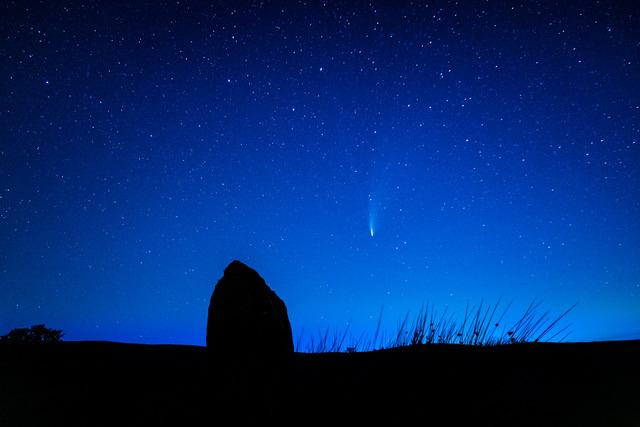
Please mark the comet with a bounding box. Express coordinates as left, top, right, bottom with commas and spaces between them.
368, 197, 376, 237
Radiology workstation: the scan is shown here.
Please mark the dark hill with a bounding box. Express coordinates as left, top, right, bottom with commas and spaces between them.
1, 340, 639, 425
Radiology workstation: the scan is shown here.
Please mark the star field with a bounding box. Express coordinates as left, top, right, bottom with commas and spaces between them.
1, 1, 639, 343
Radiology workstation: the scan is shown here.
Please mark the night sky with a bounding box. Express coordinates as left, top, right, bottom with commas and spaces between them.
1, 1, 639, 345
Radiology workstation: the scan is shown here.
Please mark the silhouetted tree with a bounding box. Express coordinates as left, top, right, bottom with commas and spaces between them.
0, 324, 64, 344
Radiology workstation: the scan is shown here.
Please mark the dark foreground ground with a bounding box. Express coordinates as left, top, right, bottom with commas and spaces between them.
1, 340, 639, 426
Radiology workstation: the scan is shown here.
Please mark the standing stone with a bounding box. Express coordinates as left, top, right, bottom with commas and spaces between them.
206, 260, 294, 363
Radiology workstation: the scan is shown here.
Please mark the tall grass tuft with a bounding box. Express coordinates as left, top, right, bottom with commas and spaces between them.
295, 299, 576, 353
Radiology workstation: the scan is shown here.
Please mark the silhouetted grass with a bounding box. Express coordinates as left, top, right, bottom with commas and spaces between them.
295, 299, 576, 353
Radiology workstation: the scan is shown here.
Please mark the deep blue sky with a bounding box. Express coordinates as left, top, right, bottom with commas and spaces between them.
1, 1, 639, 344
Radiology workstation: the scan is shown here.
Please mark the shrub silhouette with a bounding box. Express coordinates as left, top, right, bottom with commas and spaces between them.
0, 324, 64, 344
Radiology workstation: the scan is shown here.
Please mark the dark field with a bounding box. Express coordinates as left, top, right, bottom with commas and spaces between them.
2, 340, 639, 426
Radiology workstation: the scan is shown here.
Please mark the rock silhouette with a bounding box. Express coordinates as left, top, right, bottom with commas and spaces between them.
206, 260, 293, 362
206, 260, 293, 420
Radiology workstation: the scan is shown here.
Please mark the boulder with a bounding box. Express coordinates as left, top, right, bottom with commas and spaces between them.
206, 260, 293, 363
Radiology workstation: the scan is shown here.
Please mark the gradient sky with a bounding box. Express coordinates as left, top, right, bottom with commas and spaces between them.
1, 1, 639, 344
